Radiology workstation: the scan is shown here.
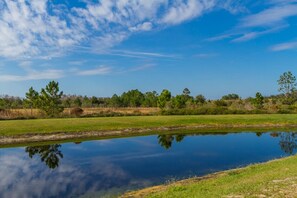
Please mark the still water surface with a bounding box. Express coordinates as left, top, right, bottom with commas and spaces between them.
0, 131, 297, 197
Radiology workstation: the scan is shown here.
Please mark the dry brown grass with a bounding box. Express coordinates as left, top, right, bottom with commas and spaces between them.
0, 109, 40, 119
0, 107, 160, 119
80, 107, 159, 115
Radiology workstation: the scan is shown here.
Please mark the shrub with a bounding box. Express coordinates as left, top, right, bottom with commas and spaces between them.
70, 107, 84, 116
214, 100, 228, 107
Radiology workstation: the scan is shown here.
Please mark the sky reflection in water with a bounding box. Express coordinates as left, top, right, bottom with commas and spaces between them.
0, 131, 296, 198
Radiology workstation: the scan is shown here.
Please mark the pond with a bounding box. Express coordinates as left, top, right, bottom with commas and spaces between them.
0, 131, 297, 197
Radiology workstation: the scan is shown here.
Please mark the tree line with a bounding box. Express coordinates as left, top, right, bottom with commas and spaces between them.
0, 71, 297, 117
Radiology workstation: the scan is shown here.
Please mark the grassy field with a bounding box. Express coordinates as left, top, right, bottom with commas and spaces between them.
1, 114, 297, 136
123, 155, 297, 197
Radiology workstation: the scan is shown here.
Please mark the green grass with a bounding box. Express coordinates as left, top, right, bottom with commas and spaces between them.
123, 155, 297, 197
2, 114, 297, 136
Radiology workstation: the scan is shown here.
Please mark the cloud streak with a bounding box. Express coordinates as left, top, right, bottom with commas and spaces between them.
0, 63, 157, 82
207, 1, 297, 43
76, 66, 112, 76
240, 4, 297, 28
0, 69, 64, 82
270, 41, 297, 51
0, 0, 242, 60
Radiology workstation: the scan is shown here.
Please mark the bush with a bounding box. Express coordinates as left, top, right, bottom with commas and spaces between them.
277, 109, 293, 114
70, 107, 84, 116
214, 100, 228, 107
160, 107, 248, 115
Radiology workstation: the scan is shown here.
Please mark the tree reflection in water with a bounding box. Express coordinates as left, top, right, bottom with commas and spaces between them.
278, 132, 297, 155
157, 134, 185, 149
25, 144, 63, 169
269, 132, 297, 154
158, 132, 297, 155
23, 132, 297, 169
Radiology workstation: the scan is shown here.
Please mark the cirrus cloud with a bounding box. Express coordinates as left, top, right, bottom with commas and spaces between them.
0, 0, 242, 60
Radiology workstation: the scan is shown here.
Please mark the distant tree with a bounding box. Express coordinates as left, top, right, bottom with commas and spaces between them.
0, 97, 8, 109
0, 96, 19, 109
221, 94, 240, 100
91, 96, 99, 107
82, 96, 91, 107
63, 98, 72, 108
11, 97, 23, 108
121, 89, 144, 107
38, 81, 64, 117
109, 94, 122, 107
24, 87, 39, 115
97, 98, 107, 107
278, 71, 296, 97
183, 88, 191, 96
252, 92, 264, 109
181, 88, 194, 107
73, 97, 82, 107
195, 94, 206, 105
157, 89, 171, 109
143, 91, 158, 107
172, 95, 186, 109
0, 98, 5, 109
214, 100, 228, 107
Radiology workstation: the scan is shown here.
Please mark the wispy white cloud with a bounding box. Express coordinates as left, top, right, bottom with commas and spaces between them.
240, 4, 297, 28
206, 33, 235, 42
0, 0, 84, 59
206, 26, 286, 43
208, 1, 297, 43
0, 64, 114, 81
71, 46, 180, 59
232, 25, 287, 42
194, 53, 218, 58
129, 22, 153, 32
268, 0, 297, 6
0, 0, 243, 60
129, 64, 155, 72
161, 0, 215, 25
68, 60, 87, 66
220, 0, 248, 14
111, 50, 179, 59
0, 69, 64, 82
0, 61, 158, 82
270, 41, 297, 51
76, 66, 112, 76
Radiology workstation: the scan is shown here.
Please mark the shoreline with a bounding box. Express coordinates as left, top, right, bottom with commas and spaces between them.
1, 123, 297, 146
122, 156, 297, 197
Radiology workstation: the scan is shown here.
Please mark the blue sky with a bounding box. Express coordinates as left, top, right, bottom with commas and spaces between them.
0, 0, 297, 99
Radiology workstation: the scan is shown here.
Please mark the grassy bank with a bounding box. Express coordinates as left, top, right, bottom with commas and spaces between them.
123, 155, 297, 197
2, 114, 297, 136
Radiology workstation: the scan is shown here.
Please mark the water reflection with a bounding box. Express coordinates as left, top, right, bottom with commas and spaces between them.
1, 131, 297, 197
256, 132, 263, 137
157, 134, 185, 149
23, 132, 297, 171
25, 144, 63, 169
157, 132, 297, 155
269, 132, 297, 155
